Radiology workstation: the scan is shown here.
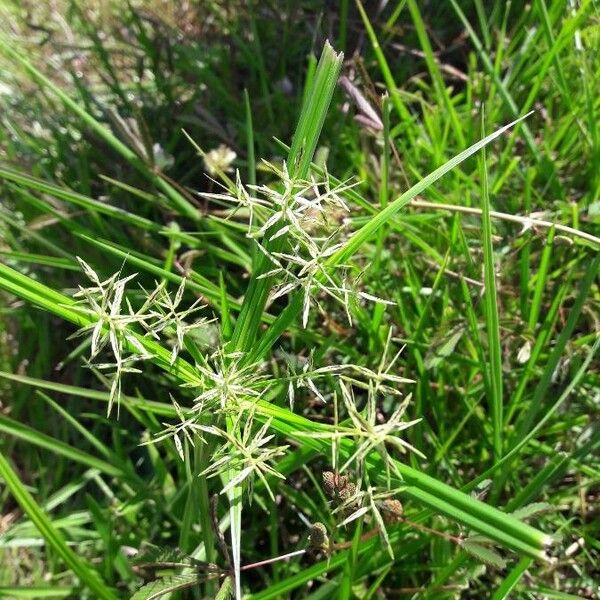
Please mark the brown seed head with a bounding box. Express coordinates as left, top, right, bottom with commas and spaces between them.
380, 499, 404, 524
308, 522, 330, 553
322, 471, 356, 503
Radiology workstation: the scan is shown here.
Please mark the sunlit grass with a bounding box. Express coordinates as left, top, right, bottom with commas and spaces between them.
0, 2, 598, 598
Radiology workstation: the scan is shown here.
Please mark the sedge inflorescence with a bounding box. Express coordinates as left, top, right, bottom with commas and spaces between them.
72, 163, 420, 549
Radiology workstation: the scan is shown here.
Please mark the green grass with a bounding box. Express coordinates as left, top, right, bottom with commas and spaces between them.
0, 1, 598, 598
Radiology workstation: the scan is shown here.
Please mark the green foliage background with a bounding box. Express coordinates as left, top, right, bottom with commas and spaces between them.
0, 1, 598, 598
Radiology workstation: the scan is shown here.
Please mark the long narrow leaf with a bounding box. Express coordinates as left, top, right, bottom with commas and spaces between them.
0, 451, 117, 600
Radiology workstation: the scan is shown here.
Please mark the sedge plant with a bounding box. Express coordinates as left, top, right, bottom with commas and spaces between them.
1, 3, 599, 598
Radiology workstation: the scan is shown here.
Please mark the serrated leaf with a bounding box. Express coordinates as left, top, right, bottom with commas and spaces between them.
132, 544, 199, 569
437, 329, 464, 358
425, 329, 463, 369
216, 575, 234, 600
461, 540, 507, 569
510, 502, 553, 521
130, 573, 201, 600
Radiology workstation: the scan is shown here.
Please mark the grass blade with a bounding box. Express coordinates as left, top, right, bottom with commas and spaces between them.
0, 451, 117, 599
479, 113, 503, 459
0, 42, 200, 221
